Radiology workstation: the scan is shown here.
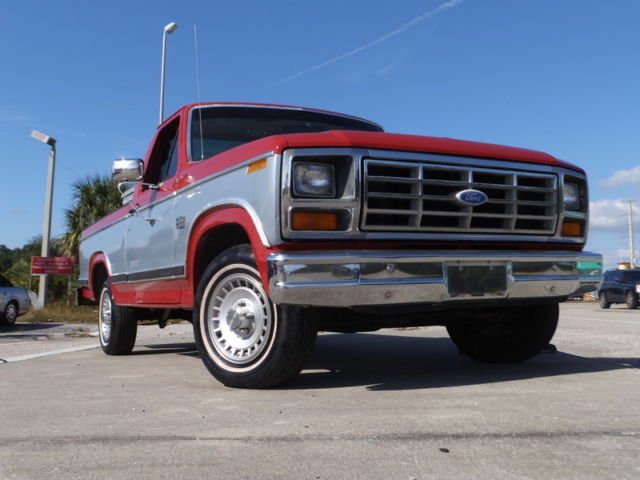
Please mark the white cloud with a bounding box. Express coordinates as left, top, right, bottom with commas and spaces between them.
589, 199, 640, 231
268, 0, 465, 87
596, 246, 632, 270
616, 248, 631, 261
610, 248, 635, 269
601, 165, 640, 188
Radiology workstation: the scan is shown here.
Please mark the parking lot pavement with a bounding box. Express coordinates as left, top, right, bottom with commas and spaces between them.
0, 302, 638, 480
0, 323, 99, 362
0, 321, 193, 363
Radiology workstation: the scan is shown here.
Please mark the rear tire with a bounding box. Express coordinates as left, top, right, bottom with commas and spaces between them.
193, 245, 317, 388
98, 281, 137, 355
446, 303, 559, 363
598, 292, 611, 309
625, 291, 638, 309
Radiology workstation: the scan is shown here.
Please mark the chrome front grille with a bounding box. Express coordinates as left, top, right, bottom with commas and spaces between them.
362, 159, 558, 234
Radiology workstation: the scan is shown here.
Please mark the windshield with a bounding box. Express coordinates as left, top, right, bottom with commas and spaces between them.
622, 270, 640, 282
190, 106, 382, 162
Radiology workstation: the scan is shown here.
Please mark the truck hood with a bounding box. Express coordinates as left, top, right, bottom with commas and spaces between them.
259, 130, 582, 172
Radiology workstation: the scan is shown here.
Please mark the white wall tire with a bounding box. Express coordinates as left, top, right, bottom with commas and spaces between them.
193, 245, 317, 388
98, 281, 137, 355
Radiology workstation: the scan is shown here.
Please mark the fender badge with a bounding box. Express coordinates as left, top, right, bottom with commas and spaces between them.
455, 189, 489, 207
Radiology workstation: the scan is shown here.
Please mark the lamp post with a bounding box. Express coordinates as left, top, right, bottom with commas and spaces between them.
159, 21, 178, 124
628, 200, 636, 268
30, 129, 57, 308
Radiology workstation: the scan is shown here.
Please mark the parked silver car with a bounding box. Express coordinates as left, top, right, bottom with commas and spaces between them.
0, 274, 30, 326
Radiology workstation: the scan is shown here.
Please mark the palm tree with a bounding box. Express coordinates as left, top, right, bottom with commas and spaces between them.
62, 175, 122, 259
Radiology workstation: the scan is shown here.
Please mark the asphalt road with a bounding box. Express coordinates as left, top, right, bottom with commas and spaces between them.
0, 302, 638, 480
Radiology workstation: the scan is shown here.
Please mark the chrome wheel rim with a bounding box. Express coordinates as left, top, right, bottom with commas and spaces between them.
206, 272, 272, 365
99, 289, 112, 343
6, 304, 17, 324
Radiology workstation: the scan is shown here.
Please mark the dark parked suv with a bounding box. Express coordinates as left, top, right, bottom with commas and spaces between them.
598, 269, 640, 309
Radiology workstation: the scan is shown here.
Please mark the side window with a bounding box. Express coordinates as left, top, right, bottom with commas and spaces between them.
159, 137, 179, 182
146, 119, 180, 184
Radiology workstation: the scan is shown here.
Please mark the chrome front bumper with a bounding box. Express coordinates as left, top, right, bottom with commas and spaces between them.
267, 251, 602, 307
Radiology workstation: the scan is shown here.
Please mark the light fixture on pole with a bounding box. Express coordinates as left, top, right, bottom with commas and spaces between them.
30, 129, 57, 308
159, 21, 178, 124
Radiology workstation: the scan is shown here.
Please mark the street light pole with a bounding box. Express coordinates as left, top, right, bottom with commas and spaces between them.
628, 200, 636, 268
159, 22, 178, 124
30, 129, 57, 308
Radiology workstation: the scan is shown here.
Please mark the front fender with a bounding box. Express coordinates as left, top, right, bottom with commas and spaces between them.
185, 206, 274, 305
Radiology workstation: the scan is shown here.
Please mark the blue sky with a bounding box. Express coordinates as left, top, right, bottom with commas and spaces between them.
1, 0, 639, 268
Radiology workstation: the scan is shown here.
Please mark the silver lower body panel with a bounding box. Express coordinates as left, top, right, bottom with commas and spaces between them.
267, 250, 602, 307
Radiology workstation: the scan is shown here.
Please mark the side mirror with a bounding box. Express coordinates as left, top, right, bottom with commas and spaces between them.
112, 158, 144, 182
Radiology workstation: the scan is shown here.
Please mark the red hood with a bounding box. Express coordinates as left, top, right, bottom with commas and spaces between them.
252, 130, 581, 172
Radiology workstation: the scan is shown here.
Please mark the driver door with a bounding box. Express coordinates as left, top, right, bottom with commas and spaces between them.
124, 117, 182, 304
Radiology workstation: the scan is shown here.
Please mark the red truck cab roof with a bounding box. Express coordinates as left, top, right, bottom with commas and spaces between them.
165, 102, 582, 173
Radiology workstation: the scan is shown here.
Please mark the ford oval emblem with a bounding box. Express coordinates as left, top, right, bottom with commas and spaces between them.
455, 189, 488, 207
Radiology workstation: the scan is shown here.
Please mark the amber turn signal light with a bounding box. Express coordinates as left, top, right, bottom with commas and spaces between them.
561, 220, 584, 237
291, 212, 338, 231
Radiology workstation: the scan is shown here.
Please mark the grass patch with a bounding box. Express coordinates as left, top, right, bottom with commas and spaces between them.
21, 303, 188, 326
22, 303, 98, 324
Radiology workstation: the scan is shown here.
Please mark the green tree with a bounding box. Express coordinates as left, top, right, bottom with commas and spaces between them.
0, 244, 14, 273
62, 174, 122, 259
4, 236, 68, 300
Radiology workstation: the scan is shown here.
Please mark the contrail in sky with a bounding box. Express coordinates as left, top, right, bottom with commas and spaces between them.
268, 0, 465, 87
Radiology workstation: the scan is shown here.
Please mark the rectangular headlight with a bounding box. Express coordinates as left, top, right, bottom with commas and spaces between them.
293, 162, 336, 198
563, 182, 581, 211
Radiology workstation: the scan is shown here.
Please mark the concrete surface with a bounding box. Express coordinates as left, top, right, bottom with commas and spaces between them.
0, 302, 638, 479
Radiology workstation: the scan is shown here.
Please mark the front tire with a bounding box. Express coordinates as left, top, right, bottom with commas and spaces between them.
625, 291, 638, 309
193, 245, 317, 388
598, 292, 611, 309
446, 304, 559, 363
98, 281, 137, 355
0, 302, 18, 327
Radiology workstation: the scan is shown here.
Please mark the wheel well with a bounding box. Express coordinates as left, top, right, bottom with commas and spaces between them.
91, 263, 108, 300
193, 224, 251, 290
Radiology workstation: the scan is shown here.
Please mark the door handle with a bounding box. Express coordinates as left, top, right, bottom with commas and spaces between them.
128, 205, 155, 225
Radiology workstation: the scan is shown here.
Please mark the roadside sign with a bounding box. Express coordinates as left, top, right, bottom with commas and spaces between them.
31, 256, 74, 275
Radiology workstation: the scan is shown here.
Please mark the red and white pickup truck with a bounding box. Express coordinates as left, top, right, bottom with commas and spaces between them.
79, 102, 601, 388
